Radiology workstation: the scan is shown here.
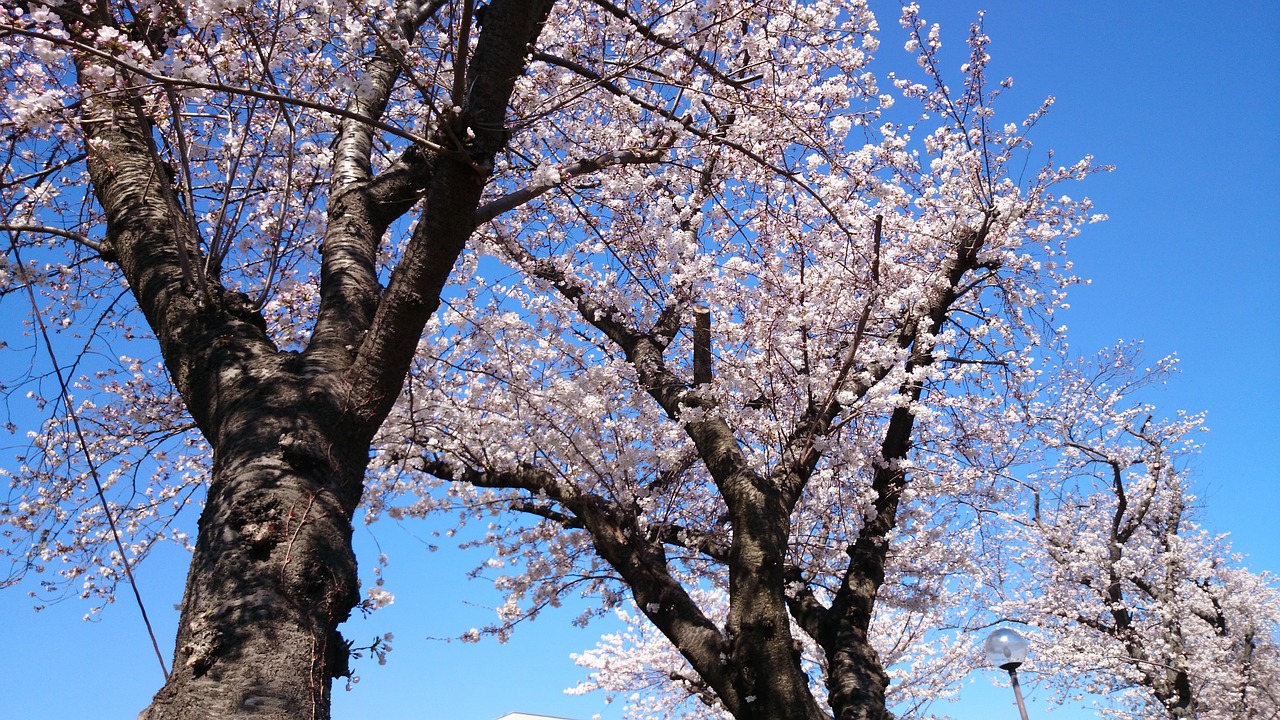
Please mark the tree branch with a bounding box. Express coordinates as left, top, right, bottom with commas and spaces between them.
418, 455, 738, 706
55, 10, 274, 434
0, 224, 103, 254
647, 521, 730, 563
475, 147, 668, 224
343, 0, 557, 435
310, 2, 447, 360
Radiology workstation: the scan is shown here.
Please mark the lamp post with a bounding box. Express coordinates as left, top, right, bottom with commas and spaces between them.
984, 628, 1031, 720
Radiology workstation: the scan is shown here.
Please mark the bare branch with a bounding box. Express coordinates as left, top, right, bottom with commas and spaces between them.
0, 224, 103, 253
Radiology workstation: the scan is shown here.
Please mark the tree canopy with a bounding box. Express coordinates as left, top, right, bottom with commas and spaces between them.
1, 0, 1276, 719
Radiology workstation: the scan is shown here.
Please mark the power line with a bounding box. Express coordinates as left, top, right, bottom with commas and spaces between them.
6, 233, 171, 681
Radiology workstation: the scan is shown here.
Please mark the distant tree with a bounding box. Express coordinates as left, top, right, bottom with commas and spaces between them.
989, 346, 1280, 720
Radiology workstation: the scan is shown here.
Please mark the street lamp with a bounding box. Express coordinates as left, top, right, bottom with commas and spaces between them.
984, 628, 1031, 720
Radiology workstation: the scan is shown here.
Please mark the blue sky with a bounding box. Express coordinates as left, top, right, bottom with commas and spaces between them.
2, 1, 1277, 718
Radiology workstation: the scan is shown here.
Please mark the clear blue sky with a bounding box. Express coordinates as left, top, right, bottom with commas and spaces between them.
1, 1, 1277, 718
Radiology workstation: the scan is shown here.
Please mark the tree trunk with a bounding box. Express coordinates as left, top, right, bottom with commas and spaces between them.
141, 360, 369, 720
725, 480, 830, 720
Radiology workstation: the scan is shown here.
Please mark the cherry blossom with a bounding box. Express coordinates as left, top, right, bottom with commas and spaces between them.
2, 1, 1273, 719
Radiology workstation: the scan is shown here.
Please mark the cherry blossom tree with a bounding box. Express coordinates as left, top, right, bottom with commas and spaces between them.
0, 0, 1030, 718
362, 6, 1111, 719
0, 0, 698, 716
987, 346, 1280, 720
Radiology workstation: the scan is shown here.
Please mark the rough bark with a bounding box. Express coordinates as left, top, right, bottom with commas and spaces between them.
141, 359, 369, 720
722, 476, 829, 720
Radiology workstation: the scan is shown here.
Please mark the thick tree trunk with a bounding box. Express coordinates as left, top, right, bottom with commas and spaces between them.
725, 478, 829, 720
142, 457, 359, 720
142, 360, 369, 720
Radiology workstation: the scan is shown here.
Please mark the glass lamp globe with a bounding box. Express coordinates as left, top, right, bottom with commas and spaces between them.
984, 629, 1030, 670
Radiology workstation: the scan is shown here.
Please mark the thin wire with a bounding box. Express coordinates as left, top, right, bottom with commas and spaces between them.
7, 234, 172, 681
